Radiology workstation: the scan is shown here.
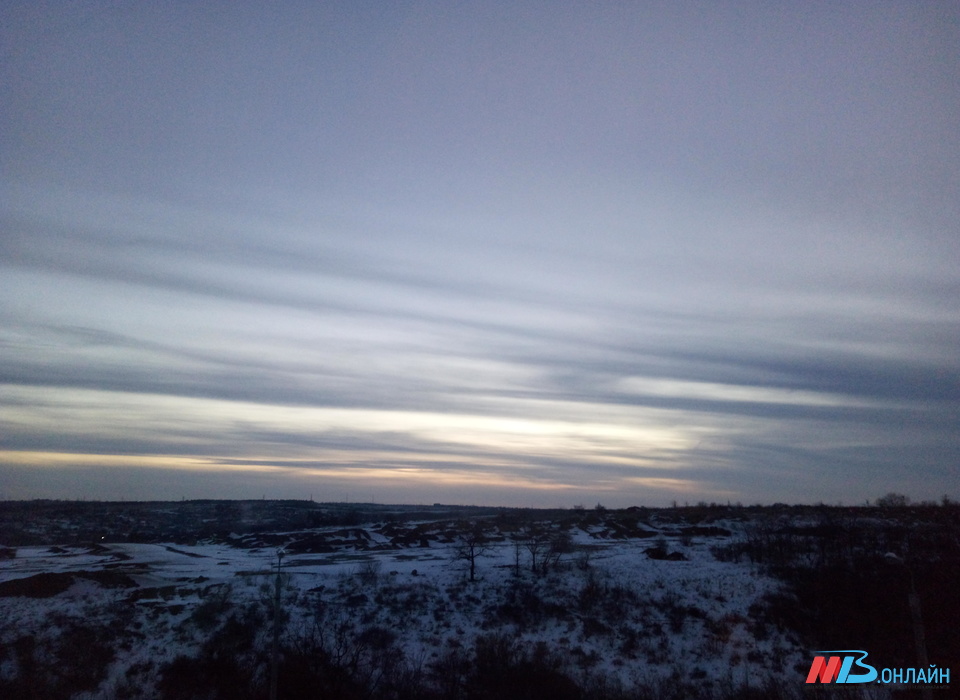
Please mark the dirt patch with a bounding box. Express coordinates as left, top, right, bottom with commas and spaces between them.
76, 570, 138, 588
0, 572, 75, 598
679, 526, 731, 537
164, 546, 208, 558
0, 569, 138, 598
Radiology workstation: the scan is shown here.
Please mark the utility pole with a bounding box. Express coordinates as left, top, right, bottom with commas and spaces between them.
885, 553, 932, 700
905, 568, 933, 700
270, 547, 285, 700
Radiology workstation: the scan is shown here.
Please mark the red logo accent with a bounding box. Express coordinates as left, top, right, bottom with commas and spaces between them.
806, 656, 842, 683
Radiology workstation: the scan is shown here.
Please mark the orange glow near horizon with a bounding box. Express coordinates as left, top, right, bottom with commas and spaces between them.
0, 448, 711, 497
1, 384, 723, 502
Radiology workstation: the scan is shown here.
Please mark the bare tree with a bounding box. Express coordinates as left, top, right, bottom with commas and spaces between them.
512, 538, 523, 577
525, 534, 545, 576
513, 525, 575, 576
544, 529, 574, 573
453, 522, 489, 581
876, 493, 910, 507
519, 526, 552, 576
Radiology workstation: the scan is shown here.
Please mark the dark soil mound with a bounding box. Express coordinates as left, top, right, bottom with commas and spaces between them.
0, 572, 74, 598
0, 570, 137, 597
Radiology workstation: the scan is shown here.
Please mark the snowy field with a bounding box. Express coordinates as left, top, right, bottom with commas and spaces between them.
0, 510, 814, 698
5, 501, 956, 699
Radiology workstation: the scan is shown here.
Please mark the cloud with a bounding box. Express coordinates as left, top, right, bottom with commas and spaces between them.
1, 3, 958, 505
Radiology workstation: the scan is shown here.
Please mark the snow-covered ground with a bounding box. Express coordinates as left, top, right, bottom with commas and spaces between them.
0, 513, 813, 698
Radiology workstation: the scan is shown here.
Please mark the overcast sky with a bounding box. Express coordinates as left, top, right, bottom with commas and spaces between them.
2, 1, 958, 507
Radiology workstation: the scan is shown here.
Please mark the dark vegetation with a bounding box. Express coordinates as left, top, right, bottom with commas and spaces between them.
0, 499, 957, 699
711, 503, 960, 684
0, 499, 506, 547
0, 607, 122, 700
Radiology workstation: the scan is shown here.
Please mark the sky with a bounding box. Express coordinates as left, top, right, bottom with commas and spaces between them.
2, 1, 958, 507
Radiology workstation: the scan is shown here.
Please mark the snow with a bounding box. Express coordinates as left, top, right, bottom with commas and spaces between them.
0, 515, 810, 697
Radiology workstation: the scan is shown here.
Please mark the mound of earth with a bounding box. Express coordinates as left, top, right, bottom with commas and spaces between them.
0, 570, 137, 598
